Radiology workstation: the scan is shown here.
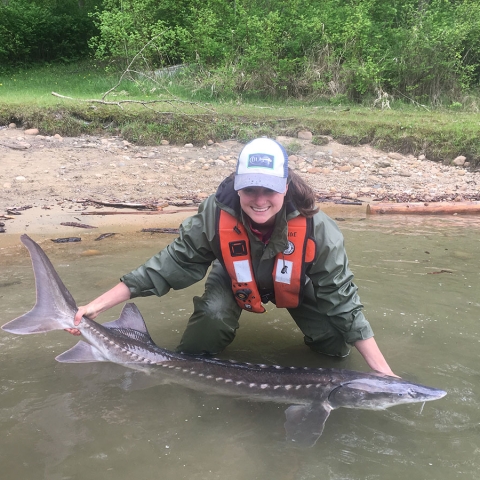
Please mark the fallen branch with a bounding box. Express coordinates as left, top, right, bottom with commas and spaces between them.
51, 237, 82, 243
60, 222, 97, 228
80, 199, 167, 210
51, 92, 211, 111
367, 201, 480, 215
142, 228, 179, 234
95, 233, 116, 241
6, 205, 32, 215
51, 34, 216, 120
81, 208, 197, 216
334, 200, 363, 206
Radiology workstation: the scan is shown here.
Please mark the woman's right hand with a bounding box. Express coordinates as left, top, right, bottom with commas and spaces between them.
63, 282, 132, 337
65, 304, 99, 336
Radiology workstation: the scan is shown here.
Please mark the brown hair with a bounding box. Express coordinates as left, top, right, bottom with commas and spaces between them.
286, 169, 319, 217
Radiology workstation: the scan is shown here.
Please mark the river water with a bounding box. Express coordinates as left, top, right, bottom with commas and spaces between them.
1, 214, 479, 480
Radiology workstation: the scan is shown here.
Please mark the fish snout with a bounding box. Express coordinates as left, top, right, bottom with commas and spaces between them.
416, 386, 447, 401
392, 384, 447, 405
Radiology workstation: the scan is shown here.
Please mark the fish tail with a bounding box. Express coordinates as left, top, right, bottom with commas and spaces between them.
2, 235, 77, 334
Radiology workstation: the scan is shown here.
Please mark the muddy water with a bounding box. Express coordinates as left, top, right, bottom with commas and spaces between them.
0, 215, 479, 480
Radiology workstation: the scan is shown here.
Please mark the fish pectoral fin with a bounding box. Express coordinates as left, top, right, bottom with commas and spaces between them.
120, 371, 168, 391
284, 403, 331, 448
55, 341, 109, 363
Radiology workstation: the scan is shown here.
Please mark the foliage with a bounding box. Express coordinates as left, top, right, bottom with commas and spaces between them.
2, 0, 480, 103
87, 0, 480, 103
0, 0, 100, 69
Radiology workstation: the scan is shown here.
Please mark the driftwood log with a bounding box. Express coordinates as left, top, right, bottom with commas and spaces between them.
367, 202, 480, 215
60, 222, 97, 229
81, 208, 198, 216
81, 199, 168, 210
142, 228, 180, 234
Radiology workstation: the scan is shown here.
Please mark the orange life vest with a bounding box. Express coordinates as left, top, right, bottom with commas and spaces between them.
217, 210, 316, 312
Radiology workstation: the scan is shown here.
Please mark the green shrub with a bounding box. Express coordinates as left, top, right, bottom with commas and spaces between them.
0, 0, 98, 69
4, 0, 479, 103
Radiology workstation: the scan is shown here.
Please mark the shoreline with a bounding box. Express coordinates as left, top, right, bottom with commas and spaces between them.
0, 201, 367, 249
2, 126, 479, 249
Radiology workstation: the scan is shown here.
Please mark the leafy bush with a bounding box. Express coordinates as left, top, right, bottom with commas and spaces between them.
3, 0, 479, 103
0, 0, 98, 68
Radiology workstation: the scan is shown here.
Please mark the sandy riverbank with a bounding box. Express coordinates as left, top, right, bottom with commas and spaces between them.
1, 125, 478, 248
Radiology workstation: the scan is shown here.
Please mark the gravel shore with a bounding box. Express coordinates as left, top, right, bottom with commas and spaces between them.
1, 125, 478, 238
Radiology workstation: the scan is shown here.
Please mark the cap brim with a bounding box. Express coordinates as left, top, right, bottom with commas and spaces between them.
234, 174, 287, 193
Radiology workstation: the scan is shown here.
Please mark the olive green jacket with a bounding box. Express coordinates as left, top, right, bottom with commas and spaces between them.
121, 176, 373, 344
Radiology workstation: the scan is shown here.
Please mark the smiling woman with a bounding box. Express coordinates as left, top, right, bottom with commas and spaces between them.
234, 138, 289, 229
237, 187, 287, 230
68, 137, 396, 377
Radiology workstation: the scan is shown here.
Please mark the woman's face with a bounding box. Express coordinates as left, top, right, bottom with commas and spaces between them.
238, 186, 287, 226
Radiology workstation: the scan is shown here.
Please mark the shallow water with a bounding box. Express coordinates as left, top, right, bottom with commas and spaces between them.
1, 215, 479, 480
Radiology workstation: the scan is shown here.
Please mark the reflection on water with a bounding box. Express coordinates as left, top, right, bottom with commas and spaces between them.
1, 215, 479, 480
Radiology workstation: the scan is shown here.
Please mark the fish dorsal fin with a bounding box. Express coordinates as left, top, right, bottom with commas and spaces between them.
284, 403, 331, 448
56, 341, 108, 363
103, 303, 148, 333
102, 303, 156, 344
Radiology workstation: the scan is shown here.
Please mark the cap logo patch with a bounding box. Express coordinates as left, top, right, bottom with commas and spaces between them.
248, 153, 274, 169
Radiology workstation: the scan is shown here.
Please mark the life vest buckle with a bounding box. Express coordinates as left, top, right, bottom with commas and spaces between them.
235, 288, 252, 301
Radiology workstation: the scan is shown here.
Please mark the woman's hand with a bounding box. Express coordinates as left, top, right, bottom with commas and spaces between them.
64, 304, 100, 336
64, 282, 131, 337
354, 337, 399, 377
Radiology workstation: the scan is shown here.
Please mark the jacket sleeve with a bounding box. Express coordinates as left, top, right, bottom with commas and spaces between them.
120, 197, 218, 298
308, 213, 374, 344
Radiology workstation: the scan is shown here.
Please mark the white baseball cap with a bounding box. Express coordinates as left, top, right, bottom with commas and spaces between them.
234, 138, 289, 193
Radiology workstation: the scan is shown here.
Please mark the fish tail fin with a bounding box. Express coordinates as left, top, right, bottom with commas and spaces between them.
2, 235, 77, 334
2, 309, 72, 334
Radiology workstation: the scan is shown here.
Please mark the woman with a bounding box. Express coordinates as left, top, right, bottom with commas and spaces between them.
68, 137, 396, 376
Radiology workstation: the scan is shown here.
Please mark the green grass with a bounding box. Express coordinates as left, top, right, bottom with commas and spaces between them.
1, 62, 479, 166
0, 62, 143, 103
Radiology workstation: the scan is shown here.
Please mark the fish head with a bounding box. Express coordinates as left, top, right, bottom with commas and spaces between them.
328, 376, 447, 410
